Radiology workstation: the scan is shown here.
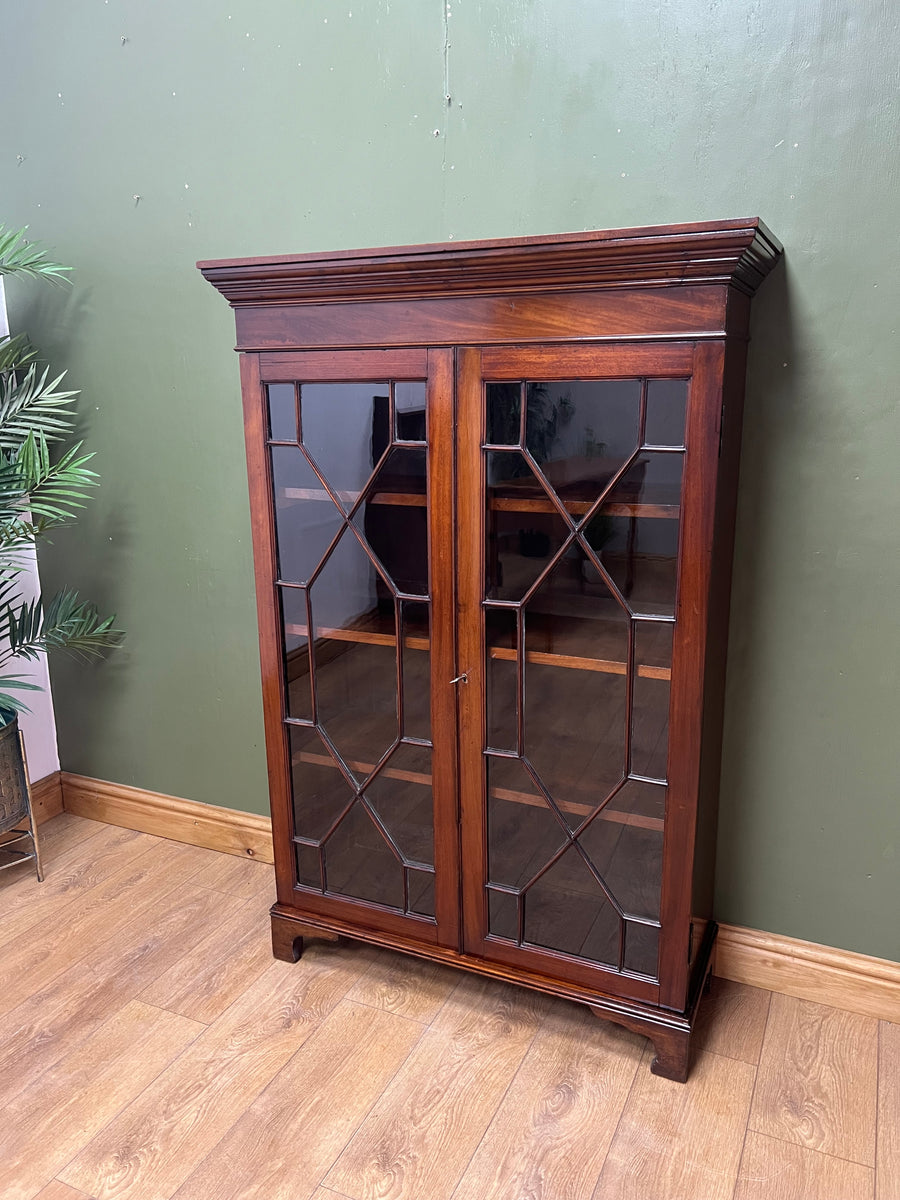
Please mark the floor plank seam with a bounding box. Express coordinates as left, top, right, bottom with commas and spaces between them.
587, 1034, 646, 1196
743, 1122, 878, 1172
724, 984, 772, 1200
445, 1011, 545, 1200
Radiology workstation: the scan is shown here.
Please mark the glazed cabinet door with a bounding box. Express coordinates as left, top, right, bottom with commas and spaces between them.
245, 349, 459, 947
457, 343, 717, 1007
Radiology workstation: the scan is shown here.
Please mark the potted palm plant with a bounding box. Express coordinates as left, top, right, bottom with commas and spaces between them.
0, 224, 121, 875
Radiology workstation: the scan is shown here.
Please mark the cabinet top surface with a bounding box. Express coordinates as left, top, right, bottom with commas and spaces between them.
198, 218, 782, 306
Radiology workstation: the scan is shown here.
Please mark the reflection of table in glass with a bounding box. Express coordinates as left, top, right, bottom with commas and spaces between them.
201, 217, 783, 1082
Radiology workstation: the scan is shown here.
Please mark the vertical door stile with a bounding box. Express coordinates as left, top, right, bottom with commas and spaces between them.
427, 347, 461, 947
240, 351, 296, 904
456, 347, 489, 954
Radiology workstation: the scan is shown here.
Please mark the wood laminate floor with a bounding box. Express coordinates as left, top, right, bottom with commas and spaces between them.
1, 814, 894, 1200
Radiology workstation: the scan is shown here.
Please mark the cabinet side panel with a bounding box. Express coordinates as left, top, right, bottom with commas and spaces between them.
658, 341, 726, 1010
239, 353, 294, 901
690, 301, 752, 974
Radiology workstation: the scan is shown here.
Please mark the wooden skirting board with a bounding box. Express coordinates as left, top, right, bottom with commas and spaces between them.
56, 772, 899, 1023
32, 771, 64, 825
60, 772, 274, 863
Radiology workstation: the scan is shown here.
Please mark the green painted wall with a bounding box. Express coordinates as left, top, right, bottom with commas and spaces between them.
2, 0, 897, 960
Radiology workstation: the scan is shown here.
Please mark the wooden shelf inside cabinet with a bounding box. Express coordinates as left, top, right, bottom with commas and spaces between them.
200, 218, 783, 1082
289, 747, 665, 833
277, 485, 680, 521
284, 608, 672, 680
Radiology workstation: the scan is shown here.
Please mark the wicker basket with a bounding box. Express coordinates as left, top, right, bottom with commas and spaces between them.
0, 714, 43, 880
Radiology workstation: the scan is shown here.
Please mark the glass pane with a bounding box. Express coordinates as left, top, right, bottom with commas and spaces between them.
486, 452, 570, 602
287, 375, 434, 916
270, 446, 343, 584
323, 801, 404, 909
488, 888, 519, 940
624, 923, 659, 976
280, 586, 312, 722
487, 756, 566, 889
289, 725, 354, 843
589, 452, 683, 616
486, 382, 522, 446
355, 446, 428, 597
401, 600, 431, 742
395, 382, 427, 442
364, 742, 434, 867
486, 608, 518, 752
525, 380, 642, 519
295, 843, 321, 890
300, 382, 389, 509
631, 621, 673, 780
602, 777, 666, 825
644, 379, 687, 447
310, 529, 397, 774
523, 846, 620, 964
409, 869, 435, 918
579, 816, 662, 921
523, 576, 628, 826
267, 383, 297, 441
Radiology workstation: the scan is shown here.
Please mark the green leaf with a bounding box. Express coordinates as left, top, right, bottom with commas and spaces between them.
0, 225, 72, 281
0, 333, 38, 374
0, 674, 43, 716
0, 363, 80, 451
0, 589, 123, 669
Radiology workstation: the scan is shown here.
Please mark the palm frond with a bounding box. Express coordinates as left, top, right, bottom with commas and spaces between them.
0, 333, 38, 374
0, 675, 42, 716
0, 363, 79, 451
0, 226, 72, 281
12, 433, 99, 525
0, 589, 123, 668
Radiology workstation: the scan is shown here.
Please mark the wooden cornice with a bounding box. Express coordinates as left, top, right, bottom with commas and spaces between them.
198, 218, 783, 307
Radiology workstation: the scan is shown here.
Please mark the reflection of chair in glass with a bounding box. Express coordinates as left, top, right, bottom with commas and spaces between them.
0, 719, 43, 882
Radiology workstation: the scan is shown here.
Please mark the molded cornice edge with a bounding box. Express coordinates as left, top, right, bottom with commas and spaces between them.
198, 218, 783, 306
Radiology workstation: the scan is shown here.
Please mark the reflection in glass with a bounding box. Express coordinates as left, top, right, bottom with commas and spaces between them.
579, 818, 662, 921
401, 601, 431, 742
277, 377, 434, 916
486, 608, 518, 752
395, 382, 427, 442
358, 446, 428, 598
280, 585, 312, 721
267, 383, 297, 442
486, 383, 521, 446
323, 801, 404, 909
409, 869, 435, 918
586, 452, 684, 616
488, 888, 519, 941
486, 452, 570, 602
631, 622, 673, 780
487, 756, 566, 889
479, 376, 682, 980
524, 847, 618, 965
624, 923, 659, 977
526, 380, 641, 517
365, 742, 434, 866
309, 543, 397, 774
295, 843, 321, 890
289, 725, 354, 842
300, 383, 389, 507
644, 379, 688, 447
271, 446, 343, 585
